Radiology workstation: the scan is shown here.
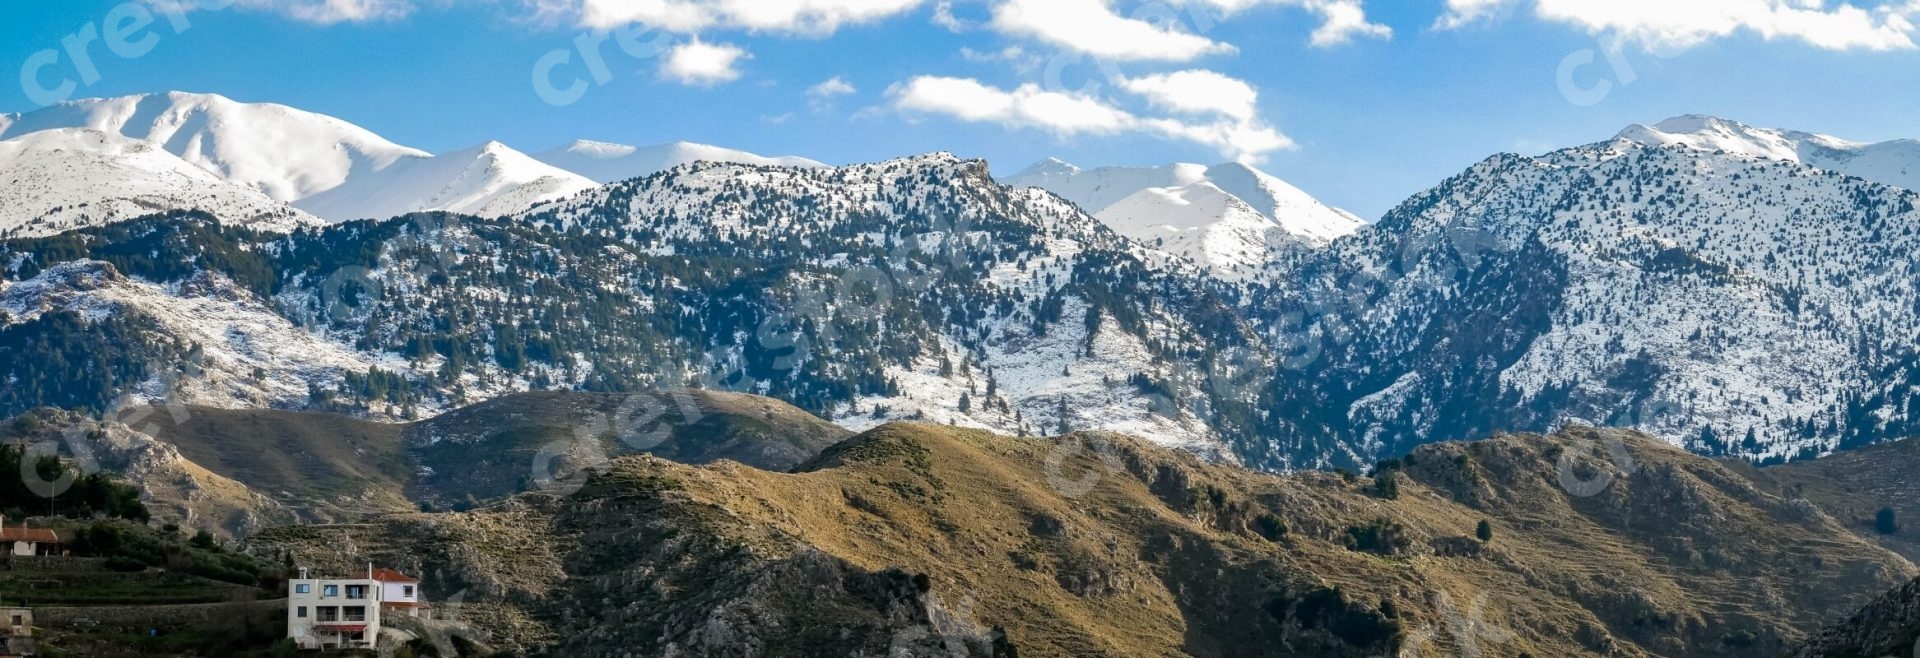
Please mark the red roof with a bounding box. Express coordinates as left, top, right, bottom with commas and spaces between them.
314, 623, 368, 632
369, 568, 417, 584
0, 527, 57, 543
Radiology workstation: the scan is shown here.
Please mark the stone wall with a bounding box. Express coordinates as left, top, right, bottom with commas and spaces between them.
34, 598, 286, 632
0, 556, 108, 573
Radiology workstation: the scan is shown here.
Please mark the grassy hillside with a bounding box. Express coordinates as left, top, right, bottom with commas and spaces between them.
1737, 437, 1920, 563
26, 390, 851, 537
250, 424, 1915, 658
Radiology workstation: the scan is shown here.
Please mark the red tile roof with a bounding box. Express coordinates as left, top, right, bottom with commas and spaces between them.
369, 568, 417, 583
0, 527, 57, 543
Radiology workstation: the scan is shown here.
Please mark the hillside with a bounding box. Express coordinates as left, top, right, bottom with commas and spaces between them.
1, 390, 849, 537
0, 128, 319, 238
249, 422, 1914, 657
1738, 436, 1920, 563
1250, 124, 1920, 468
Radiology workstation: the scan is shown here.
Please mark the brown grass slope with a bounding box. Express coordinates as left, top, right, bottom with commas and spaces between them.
251, 424, 1915, 658
9, 390, 848, 537
1737, 437, 1920, 564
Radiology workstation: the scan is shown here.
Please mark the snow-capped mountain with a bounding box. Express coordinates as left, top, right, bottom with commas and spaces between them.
1252, 120, 1920, 467
296, 141, 596, 220
533, 139, 826, 184
8, 108, 1920, 473
2, 154, 1247, 459
0, 92, 428, 204
1002, 159, 1365, 278
0, 128, 318, 237
0, 92, 594, 223
1619, 115, 1920, 191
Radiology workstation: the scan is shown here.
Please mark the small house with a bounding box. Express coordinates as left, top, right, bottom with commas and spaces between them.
0, 524, 58, 557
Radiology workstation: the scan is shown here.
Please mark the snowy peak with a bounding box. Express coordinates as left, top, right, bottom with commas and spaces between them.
1002, 158, 1365, 276
0, 92, 606, 223
1010, 157, 1081, 179
0, 91, 428, 203
295, 140, 596, 221
0, 128, 320, 237
1095, 181, 1282, 280
1618, 115, 1920, 191
533, 139, 826, 184
557, 139, 638, 159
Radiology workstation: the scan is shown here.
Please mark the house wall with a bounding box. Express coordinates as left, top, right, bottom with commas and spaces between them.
287, 577, 384, 649
380, 581, 416, 603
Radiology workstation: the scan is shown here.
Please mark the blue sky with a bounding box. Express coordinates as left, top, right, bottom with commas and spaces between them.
5, 0, 1920, 219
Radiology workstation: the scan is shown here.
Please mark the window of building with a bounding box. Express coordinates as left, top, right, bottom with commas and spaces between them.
345, 585, 367, 600
295, 584, 311, 594
317, 607, 339, 622
403, 585, 415, 597
323, 585, 338, 597
344, 606, 367, 622
296, 606, 307, 619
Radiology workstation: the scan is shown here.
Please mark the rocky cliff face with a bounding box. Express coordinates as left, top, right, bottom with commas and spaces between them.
1795, 577, 1920, 658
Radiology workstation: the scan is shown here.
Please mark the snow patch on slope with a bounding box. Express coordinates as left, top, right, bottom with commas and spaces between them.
0, 129, 319, 237
0, 261, 411, 411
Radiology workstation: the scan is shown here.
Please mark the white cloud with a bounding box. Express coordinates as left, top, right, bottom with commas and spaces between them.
1116, 69, 1258, 121
146, 0, 415, 24
1438, 0, 1920, 51
1301, 0, 1393, 45
960, 45, 1044, 72
990, 0, 1236, 61
1176, 0, 1393, 46
661, 39, 749, 85
808, 76, 858, 97
578, 0, 929, 34
932, 0, 972, 31
888, 75, 1292, 163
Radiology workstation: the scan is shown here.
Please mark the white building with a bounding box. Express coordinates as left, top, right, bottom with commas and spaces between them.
370, 568, 429, 619
287, 566, 424, 650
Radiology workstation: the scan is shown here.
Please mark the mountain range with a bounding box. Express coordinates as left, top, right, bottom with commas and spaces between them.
4, 92, 1920, 474
0, 92, 820, 231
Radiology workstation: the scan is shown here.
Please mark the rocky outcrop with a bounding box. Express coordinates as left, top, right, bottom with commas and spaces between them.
1795, 577, 1920, 657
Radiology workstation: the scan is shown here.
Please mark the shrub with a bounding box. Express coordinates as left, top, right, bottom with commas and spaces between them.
1475, 519, 1494, 542
1877, 506, 1900, 535
1254, 513, 1288, 541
